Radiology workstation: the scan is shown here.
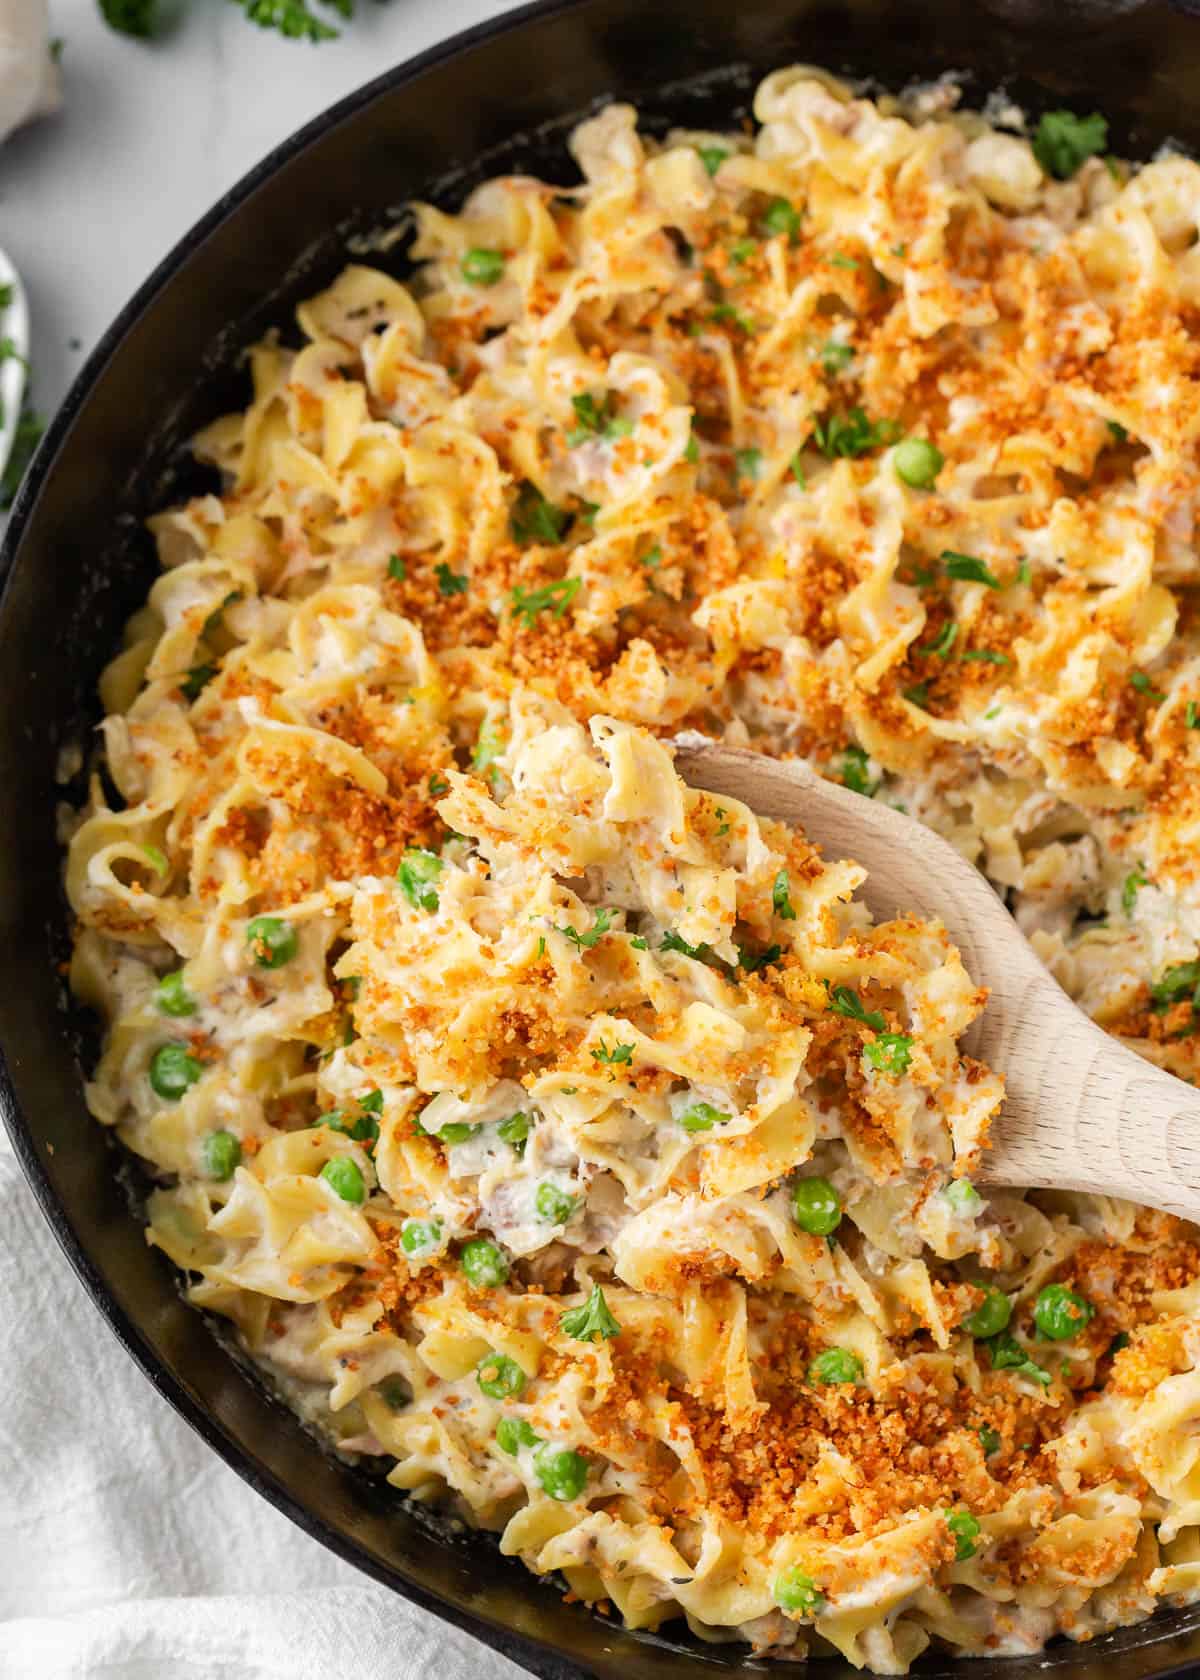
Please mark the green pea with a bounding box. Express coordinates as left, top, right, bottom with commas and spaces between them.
946, 1509, 981, 1560
154, 970, 196, 1017
400, 1217, 441, 1259
1033, 1283, 1095, 1341
808, 1347, 863, 1386
963, 1287, 1012, 1339
460, 1238, 509, 1290
461, 248, 505, 286
894, 437, 944, 489
497, 1417, 540, 1455
773, 1567, 825, 1615
944, 1178, 983, 1214
678, 1101, 730, 1133
534, 1443, 588, 1501
149, 1042, 204, 1101
790, 1175, 842, 1236
320, 1157, 365, 1205
477, 1353, 528, 1400
497, 1111, 531, 1154
379, 1378, 409, 1410
245, 915, 297, 969
202, 1129, 241, 1181
535, 1181, 578, 1224
438, 1122, 480, 1145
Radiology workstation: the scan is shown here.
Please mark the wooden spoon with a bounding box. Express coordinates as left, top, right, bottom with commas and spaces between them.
673, 738, 1200, 1224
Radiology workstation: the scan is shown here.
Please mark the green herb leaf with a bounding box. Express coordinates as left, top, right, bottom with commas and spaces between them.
511, 482, 569, 545
1033, 109, 1108, 180
812, 408, 902, 460
962, 648, 1013, 665
387, 554, 406, 580
559, 1283, 621, 1342
1130, 671, 1165, 702
696, 145, 729, 177
556, 908, 612, 949
591, 1039, 634, 1065
840, 744, 877, 797
772, 869, 796, 921
826, 984, 886, 1032
942, 551, 1002, 588
921, 620, 959, 660
1122, 865, 1147, 916
511, 576, 581, 627
434, 561, 468, 597
99, 0, 159, 36
763, 197, 803, 241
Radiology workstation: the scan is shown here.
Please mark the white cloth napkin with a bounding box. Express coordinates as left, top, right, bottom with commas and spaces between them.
0, 1131, 530, 1680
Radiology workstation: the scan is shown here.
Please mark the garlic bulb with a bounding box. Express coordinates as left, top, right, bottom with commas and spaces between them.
0, 0, 60, 145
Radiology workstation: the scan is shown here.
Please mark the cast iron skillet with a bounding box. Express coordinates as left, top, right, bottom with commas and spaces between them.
6, 1, 1200, 1675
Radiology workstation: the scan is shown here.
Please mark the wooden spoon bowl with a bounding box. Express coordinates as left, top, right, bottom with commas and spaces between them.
674, 738, 1200, 1223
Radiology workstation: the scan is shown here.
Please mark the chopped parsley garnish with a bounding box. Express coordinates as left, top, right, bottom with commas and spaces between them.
738, 942, 782, 974
1032, 109, 1108, 180
1188, 700, 1200, 729
729, 238, 758, 264
763, 196, 803, 241
684, 431, 700, 464
511, 482, 570, 545
99, 0, 159, 35
817, 339, 854, 376
434, 561, 468, 596
696, 145, 729, 177
962, 648, 1012, 665
902, 682, 930, 709
811, 408, 902, 460
1149, 960, 1200, 1013
396, 848, 442, 912
180, 664, 216, 702
428, 773, 450, 797
472, 721, 504, 779
772, 870, 796, 921
1107, 420, 1129, 444
828, 252, 859, 271
789, 452, 807, 488
661, 929, 708, 960
556, 908, 613, 949
921, 620, 959, 660
567, 390, 633, 446
942, 551, 1002, 589
863, 1032, 913, 1076
734, 447, 763, 482
1121, 865, 1147, 916
387, 554, 406, 580
710, 303, 756, 333
827, 984, 886, 1032
559, 1283, 621, 1342
978, 1425, 1002, 1457
511, 576, 580, 627
640, 543, 662, 570
987, 1331, 1051, 1387
1130, 671, 1165, 702
591, 1040, 634, 1065
840, 745, 877, 797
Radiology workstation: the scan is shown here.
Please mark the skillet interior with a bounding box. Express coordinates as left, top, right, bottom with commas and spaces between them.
7, 1, 1200, 1674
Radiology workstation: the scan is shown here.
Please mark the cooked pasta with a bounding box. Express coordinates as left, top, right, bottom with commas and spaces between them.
63, 68, 1200, 1671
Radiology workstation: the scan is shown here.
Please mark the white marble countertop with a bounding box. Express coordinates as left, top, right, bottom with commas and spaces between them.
2, 0, 519, 428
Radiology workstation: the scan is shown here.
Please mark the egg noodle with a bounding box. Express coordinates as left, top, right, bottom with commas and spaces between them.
64, 68, 1200, 1671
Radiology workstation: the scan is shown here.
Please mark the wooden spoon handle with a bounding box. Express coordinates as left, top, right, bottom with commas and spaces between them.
673, 739, 1200, 1224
